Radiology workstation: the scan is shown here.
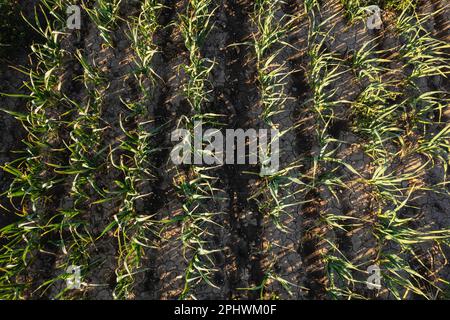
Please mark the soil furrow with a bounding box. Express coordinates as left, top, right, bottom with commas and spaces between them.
220, 0, 265, 299
151, 0, 192, 300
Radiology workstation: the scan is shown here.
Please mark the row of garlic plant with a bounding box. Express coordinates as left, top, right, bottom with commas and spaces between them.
108, 0, 163, 299
372, 4, 450, 299
250, 0, 303, 298
51, 0, 123, 298
177, 0, 222, 299
0, 0, 74, 299
304, 3, 366, 299
340, 1, 450, 298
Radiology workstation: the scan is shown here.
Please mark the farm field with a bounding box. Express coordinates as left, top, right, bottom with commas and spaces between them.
0, 0, 449, 300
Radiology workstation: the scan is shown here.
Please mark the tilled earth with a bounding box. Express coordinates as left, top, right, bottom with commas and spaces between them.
0, 0, 450, 300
